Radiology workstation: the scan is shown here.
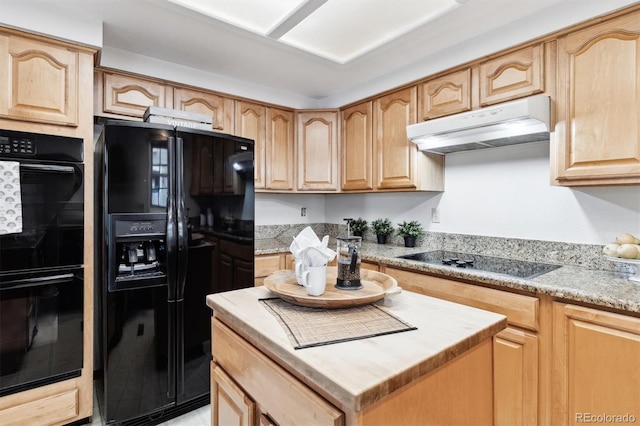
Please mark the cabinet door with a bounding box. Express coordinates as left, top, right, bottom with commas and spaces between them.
100, 72, 171, 118
236, 101, 267, 189
0, 33, 79, 126
174, 87, 234, 133
265, 107, 295, 190
219, 253, 234, 293
418, 68, 471, 120
373, 87, 418, 190
554, 12, 640, 185
494, 327, 538, 426
552, 303, 640, 425
479, 44, 544, 106
341, 101, 373, 191
211, 363, 256, 426
296, 110, 339, 191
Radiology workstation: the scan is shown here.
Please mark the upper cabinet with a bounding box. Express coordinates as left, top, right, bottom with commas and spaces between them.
96, 71, 172, 119
174, 87, 234, 133
418, 68, 471, 120
0, 31, 82, 126
554, 10, 640, 186
479, 43, 545, 106
373, 87, 444, 192
265, 107, 295, 191
341, 101, 373, 191
296, 110, 339, 191
235, 101, 266, 189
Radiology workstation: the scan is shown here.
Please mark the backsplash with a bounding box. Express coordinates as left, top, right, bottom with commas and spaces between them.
256, 224, 633, 274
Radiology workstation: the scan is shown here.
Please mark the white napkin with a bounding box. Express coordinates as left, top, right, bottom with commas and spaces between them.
0, 161, 22, 235
289, 226, 336, 266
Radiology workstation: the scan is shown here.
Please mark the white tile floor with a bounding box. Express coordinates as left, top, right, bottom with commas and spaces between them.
91, 384, 211, 425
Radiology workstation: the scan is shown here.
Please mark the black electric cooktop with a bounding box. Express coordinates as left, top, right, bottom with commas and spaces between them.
397, 250, 561, 279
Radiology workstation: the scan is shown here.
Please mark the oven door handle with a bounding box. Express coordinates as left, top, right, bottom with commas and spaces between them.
0, 273, 75, 290
20, 164, 76, 173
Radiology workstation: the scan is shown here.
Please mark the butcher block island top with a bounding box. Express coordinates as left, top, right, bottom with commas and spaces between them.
207, 286, 507, 426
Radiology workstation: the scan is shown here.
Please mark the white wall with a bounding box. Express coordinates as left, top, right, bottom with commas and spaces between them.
257, 142, 640, 245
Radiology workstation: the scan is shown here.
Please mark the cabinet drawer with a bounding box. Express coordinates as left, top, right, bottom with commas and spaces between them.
387, 267, 538, 331
254, 254, 284, 278
212, 318, 344, 426
0, 388, 78, 426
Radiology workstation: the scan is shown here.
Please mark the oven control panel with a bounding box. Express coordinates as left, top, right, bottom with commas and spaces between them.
0, 135, 35, 155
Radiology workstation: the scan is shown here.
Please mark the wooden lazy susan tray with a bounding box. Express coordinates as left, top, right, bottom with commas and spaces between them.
263, 267, 400, 308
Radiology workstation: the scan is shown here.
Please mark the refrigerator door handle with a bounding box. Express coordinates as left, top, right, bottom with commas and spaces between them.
175, 136, 189, 301
166, 135, 178, 399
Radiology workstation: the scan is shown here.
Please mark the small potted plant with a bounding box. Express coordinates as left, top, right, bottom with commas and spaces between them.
397, 220, 424, 247
349, 217, 368, 237
371, 218, 393, 244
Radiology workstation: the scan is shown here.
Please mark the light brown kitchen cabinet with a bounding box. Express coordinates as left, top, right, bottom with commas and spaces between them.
211, 319, 344, 426
265, 107, 295, 190
418, 68, 472, 120
479, 43, 544, 106
373, 87, 444, 191
341, 101, 373, 191
0, 30, 83, 126
552, 303, 640, 425
211, 364, 255, 426
554, 10, 640, 186
174, 87, 233, 132
384, 267, 540, 426
296, 110, 339, 191
254, 253, 288, 286
235, 101, 267, 189
97, 71, 172, 119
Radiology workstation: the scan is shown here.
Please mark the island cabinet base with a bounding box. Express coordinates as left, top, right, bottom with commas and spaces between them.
211, 317, 495, 426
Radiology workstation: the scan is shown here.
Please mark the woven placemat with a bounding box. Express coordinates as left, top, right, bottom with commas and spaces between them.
260, 298, 417, 349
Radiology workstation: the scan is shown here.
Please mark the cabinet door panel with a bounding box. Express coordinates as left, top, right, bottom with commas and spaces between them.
296, 110, 339, 191
373, 87, 417, 190
341, 101, 373, 191
236, 101, 266, 189
552, 303, 640, 425
174, 87, 234, 132
494, 327, 538, 426
418, 68, 471, 120
0, 34, 78, 126
479, 44, 544, 106
555, 13, 640, 184
265, 108, 295, 190
212, 363, 255, 426
102, 73, 170, 118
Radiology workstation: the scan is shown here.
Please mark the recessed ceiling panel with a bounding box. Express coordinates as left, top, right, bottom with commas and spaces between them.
280, 0, 460, 63
168, 0, 306, 34
167, 0, 461, 64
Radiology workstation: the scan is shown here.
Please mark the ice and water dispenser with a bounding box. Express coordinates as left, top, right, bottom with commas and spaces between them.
107, 213, 167, 291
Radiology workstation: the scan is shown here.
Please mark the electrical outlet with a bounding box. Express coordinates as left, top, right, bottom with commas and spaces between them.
301, 207, 307, 217
431, 207, 440, 223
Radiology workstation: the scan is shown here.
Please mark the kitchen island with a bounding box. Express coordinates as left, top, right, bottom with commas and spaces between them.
207, 286, 507, 426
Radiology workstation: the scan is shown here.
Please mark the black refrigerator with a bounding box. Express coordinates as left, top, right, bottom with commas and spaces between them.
95, 120, 254, 425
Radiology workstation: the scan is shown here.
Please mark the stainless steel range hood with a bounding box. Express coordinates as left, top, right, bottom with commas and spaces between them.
407, 94, 550, 154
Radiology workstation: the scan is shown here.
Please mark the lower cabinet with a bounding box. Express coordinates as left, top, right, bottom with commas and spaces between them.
385, 267, 540, 426
552, 303, 640, 425
211, 318, 344, 426
219, 239, 254, 291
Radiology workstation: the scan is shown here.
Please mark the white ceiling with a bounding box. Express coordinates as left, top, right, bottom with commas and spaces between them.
4, 0, 639, 107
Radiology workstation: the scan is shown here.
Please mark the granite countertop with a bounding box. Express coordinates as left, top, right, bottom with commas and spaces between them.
207, 286, 506, 413
255, 238, 640, 314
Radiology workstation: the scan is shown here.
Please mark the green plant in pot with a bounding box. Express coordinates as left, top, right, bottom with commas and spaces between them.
371, 218, 393, 244
397, 220, 424, 247
349, 217, 368, 237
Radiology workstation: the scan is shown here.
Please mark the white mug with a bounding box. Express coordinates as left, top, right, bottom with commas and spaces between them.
294, 258, 306, 285
301, 265, 327, 296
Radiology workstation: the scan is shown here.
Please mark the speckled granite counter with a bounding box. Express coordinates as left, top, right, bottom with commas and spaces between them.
255, 238, 640, 314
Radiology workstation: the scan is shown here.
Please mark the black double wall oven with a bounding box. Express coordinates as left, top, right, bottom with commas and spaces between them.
0, 129, 84, 397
